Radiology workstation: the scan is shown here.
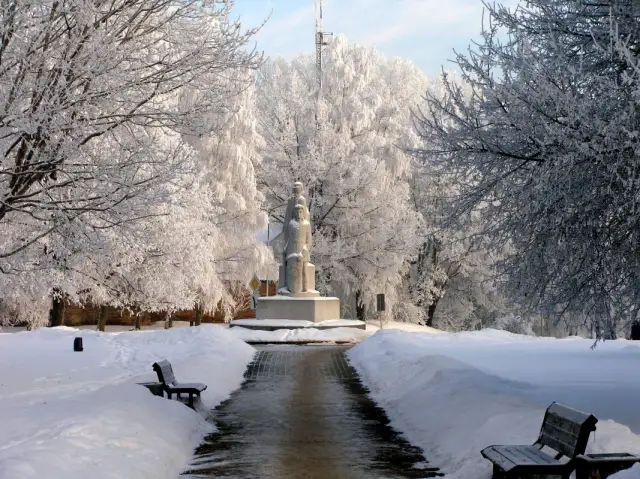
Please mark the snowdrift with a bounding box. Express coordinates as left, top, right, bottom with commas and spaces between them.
229, 325, 372, 343
349, 329, 640, 478
0, 325, 255, 479
227, 319, 442, 344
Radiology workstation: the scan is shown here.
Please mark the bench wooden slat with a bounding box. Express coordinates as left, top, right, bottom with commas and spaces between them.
547, 403, 592, 425
541, 415, 581, 438
500, 447, 531, 466
482, 447, 520, 471
498, 448, 538, 467
540, 430, 578, 458
538, 404, 597, 458
483, 445, 561, 470
167, 383, 207, 393
513, 446, 559, 465
153, 359, 177, 385
544, 412, 582, 436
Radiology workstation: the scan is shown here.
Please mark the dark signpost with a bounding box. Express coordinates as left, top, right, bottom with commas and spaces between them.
376, 293, 385, 329
376, 294, 385, 312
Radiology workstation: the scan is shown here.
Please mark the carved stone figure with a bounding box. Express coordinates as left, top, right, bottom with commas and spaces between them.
282, 181, 311, 249
278, 182, 317, 296
284, 205, 312, 294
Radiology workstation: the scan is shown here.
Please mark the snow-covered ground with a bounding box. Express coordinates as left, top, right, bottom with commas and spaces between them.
615, 464, 640, 478
366, 319, 444, 335
349, 329, 640, 479
4, 322, 638, 478
0, 325, 255, 479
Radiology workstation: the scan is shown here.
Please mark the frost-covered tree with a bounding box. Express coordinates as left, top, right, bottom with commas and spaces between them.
0, 0, 259, 259
402, 164, 507, 330
491, 313, 536, 336
414, 0, 640, 337
0, 1, 268, 327
256, 37, 426, 319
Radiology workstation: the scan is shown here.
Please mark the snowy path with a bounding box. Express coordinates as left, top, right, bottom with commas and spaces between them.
182, 345, 441, 478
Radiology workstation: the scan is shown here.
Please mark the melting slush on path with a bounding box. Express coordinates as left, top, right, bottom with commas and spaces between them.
182, 345, 441, 479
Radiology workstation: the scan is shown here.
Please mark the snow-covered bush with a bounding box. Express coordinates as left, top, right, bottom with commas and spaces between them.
491, 314, 536, 336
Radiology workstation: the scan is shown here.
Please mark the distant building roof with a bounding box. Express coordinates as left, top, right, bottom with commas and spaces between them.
255, 222, 283, 244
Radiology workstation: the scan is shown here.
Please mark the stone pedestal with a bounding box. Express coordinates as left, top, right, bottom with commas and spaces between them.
257, 296, 340, 322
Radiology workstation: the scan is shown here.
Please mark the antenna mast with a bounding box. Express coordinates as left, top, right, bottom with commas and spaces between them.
314, 0, 332, 90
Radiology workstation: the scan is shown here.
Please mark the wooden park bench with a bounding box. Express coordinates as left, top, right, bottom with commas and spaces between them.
152, 359, 207, 409
481, 402, 598, 478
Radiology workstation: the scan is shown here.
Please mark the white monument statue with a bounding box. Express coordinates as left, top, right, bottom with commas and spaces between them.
284, 204, 313, 294
278, 183, 318, 297
257, 181, 339, 323
282, 182, 311, 237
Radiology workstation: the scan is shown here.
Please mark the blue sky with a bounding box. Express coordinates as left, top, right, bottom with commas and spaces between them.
231, 0, 494, 76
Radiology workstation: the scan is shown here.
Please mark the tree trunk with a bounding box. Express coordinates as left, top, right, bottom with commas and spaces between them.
194, 302, 204, 326
98, 305, 108, 332
134, 308, 142, 331
164, 311, 173, 329
49, 289, 66, 327
355, 289, 366, 322
426, 295, 441, 328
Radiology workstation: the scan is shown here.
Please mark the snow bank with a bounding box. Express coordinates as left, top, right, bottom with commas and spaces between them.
366, 319, 444, 334
612, 464, 640, 478
229, 325, 371, 343
0, 325, 254, 479
227, 319, 443, 343
349, 329, 640, 478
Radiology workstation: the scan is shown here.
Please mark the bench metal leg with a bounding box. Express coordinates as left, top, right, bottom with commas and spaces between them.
187, 392, 202, 409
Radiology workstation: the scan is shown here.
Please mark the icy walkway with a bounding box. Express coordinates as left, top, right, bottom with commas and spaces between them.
182, 345, 441, 478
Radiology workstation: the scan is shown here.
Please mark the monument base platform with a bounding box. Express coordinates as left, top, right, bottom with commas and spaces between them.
256, 295, 340, 322
277, 289, 320, 298
229, 319, 366, 331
